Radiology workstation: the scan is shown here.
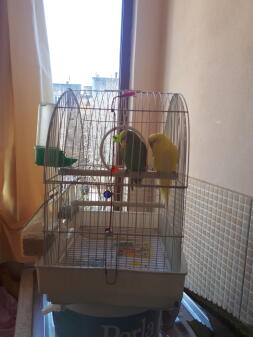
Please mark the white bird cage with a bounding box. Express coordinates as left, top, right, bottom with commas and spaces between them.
36, 89, 189, 308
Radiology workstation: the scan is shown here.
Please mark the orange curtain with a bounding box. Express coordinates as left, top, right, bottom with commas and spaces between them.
0, 0, 52, 262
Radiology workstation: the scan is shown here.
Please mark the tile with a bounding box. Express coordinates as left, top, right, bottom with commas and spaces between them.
184, 177, 253, 325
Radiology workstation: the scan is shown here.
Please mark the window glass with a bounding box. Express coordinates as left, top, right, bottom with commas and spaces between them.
44, 0, 122, 101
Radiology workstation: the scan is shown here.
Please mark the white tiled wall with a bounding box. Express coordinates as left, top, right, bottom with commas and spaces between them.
183, 177, 253, 325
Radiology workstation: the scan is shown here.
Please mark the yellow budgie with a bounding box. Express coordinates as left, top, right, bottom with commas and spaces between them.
148, 133, 179, 205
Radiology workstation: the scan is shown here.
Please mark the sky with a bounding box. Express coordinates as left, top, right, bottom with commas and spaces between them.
44, 0, 122, 85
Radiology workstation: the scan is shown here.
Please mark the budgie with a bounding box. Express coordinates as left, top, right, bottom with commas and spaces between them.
119, 130, 147, 188
148, 133, 178, 205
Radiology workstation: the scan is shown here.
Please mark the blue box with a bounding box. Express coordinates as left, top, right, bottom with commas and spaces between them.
53, 308, 160, 337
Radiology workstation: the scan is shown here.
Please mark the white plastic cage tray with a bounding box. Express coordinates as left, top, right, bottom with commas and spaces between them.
36, 211, 187, 308
36, 254, 187, 308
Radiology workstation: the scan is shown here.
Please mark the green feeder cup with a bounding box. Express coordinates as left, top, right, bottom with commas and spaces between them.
35, 146, 77, 167
35, 103, 77, 167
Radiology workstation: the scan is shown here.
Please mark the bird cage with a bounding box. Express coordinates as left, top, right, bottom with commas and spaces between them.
36, 89, 189, 308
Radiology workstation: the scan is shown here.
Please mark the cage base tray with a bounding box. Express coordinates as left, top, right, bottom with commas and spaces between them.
36, 251, 187, 308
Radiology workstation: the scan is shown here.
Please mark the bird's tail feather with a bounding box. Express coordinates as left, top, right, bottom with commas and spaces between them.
160, 179, 171, 207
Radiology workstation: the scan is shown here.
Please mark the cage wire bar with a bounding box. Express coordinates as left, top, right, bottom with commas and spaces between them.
43, 89, 189, 277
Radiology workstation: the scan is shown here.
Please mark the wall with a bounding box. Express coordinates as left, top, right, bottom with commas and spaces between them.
157, 0, 253, 324
162, 0, 253, 196
184, 177, 253, 324
130, 0, 253, 324
131, 0, 168, 91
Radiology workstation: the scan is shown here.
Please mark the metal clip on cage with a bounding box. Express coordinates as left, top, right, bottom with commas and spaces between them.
36, 89, 190, 308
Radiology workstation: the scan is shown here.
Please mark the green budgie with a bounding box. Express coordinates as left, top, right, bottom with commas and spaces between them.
119, 130, 147, 188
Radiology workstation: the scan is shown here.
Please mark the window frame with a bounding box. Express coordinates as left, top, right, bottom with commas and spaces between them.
119, 0, 134, 90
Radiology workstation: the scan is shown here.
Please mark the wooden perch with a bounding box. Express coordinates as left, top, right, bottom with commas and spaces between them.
72, 200, 164, 209
59, 168, 178, 180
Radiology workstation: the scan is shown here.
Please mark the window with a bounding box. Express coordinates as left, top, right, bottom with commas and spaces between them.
44, 0, 134, 101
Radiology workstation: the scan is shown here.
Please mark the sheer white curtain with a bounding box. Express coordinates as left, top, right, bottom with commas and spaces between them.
0, 0, 52, 261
